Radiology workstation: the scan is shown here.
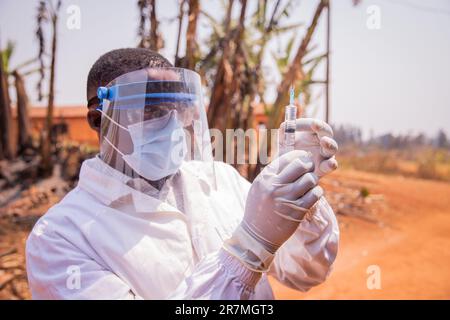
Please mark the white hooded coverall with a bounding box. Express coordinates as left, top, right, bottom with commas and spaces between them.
26, 156, 339, 299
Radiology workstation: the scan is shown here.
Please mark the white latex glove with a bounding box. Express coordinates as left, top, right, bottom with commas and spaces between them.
224, 150, 323, 272
279, 118, 338, 177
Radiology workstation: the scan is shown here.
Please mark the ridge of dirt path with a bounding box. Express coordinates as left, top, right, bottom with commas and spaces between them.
270, 169, 450, 299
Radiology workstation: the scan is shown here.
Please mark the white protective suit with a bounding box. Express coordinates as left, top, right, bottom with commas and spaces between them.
26, 156, 339, 299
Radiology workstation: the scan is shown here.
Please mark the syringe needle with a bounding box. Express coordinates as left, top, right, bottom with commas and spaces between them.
289, 85, 295, 105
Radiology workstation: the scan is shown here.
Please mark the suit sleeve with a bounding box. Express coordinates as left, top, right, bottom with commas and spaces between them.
268, 197, 339, 291
26, 222, 140, 300
232, 166, 339, 292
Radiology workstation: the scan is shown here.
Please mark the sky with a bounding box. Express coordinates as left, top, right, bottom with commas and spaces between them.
1, 0, 449, 138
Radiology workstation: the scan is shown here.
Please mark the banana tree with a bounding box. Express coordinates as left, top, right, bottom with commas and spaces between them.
1, 40, 39, 158
35, 0, 62, 177
268, 0, 328, 131
0, 39, 14, 160
199, 0, 310, 177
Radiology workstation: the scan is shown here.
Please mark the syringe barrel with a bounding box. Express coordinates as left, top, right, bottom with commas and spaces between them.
285, 104, 297, 121
285, 105, 296, 131
284, 104, 297, 148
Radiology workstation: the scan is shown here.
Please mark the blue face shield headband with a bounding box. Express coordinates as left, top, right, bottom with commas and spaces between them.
94, 80, 199, 111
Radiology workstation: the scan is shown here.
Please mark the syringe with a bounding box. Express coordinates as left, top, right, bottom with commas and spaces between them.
284, 86, 297, 151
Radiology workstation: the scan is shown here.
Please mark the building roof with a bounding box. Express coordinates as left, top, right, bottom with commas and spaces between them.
12, 105, 87, 118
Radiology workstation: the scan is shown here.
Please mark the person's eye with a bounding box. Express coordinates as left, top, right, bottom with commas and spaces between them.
144, 106, 169, 119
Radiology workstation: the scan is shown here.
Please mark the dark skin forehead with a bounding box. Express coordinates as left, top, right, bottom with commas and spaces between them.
87, 68, 180, 102
87, 69, 180, 132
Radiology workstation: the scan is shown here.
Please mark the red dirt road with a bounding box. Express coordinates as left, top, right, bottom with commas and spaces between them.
270, 169, 450, 299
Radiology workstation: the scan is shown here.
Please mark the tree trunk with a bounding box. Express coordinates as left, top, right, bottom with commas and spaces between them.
0, 54, 14, 160
207, 0, 248, 167
325, 0, 331, 123
207, 0, 234, 130
227, 0, 247, 130
12, 70, 32, 153
184, 0, 199, 70
40, 14, 58, 176
174, 0, 186, 66
149, 0, 163, 51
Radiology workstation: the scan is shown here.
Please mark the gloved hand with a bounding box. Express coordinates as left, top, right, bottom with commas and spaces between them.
224, 150, 323, 272
278, 118, 338, 177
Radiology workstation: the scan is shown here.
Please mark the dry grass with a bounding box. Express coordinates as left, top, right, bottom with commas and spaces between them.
338, 147, 450, 182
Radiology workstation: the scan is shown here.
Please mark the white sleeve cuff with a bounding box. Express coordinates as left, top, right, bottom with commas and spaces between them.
169, 249, 262, 299
222, 224, 275, 272
218, 249, 262, 288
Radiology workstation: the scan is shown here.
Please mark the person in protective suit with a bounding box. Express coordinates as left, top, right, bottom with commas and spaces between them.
26, 48, 339, 299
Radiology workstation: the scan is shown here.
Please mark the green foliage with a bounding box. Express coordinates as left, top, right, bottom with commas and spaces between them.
1, 40, 15, 73
360, 187, 370, 198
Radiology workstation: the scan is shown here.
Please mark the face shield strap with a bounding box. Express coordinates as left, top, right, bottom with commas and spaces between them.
97, 108, 128, 131
103, 135, 125, 157
96, 80, 198, 111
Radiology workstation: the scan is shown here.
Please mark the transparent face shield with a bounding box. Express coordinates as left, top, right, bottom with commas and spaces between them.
97, 67, 214, 196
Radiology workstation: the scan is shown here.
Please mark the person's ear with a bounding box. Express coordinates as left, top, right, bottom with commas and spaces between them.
87, 108, 101, 133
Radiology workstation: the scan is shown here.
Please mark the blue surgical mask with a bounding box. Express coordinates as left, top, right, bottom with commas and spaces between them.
101, 110, 187, 181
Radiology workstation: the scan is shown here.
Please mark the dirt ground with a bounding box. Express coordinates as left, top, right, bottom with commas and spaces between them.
1, 168, 450, 299
0, 218, 31, 299
270, 169, 450, 299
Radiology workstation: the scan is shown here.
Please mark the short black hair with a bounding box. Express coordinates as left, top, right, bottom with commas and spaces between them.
86, 48, 173, 102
